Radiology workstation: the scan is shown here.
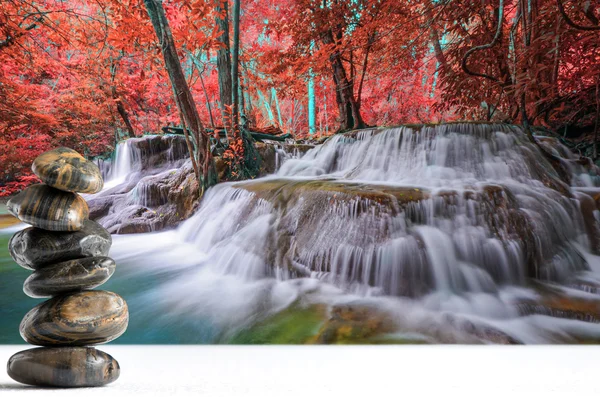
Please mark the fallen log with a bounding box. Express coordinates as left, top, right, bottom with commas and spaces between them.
162, 126, 291, 142
250, 132, 292, 142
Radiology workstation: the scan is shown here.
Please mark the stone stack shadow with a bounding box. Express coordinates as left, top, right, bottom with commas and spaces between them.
5, 148, 128, 388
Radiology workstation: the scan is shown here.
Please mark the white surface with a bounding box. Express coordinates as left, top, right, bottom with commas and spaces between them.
0, 345, 598, 396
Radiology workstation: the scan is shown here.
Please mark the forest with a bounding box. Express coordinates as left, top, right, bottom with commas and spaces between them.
1, 0, 599, 195
3, 0, 600, 351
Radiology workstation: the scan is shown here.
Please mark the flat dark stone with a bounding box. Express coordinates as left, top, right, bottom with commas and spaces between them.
9, 219, 112, 270
24, 257, 116, 298
20, 290, 129, 346
7, 184, 89, 231
7, 347, 119, 387
33, 147, 104, 194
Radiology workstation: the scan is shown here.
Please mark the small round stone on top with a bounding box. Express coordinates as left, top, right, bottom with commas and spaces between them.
33, 147, 104, 194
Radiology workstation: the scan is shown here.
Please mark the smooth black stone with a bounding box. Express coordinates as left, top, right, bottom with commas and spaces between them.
20, 290, 129, 346
8, 220, 112, 270
24, 257, 116, 298
7, 347, 120, 387
7, 184, 89, 231
33, 147, 104, 194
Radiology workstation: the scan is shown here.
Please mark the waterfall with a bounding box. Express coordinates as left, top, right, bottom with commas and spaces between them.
107, 140, 134, 184
100, 135, 190, 189
87, 135, 193, 233
104, 124, 600, 343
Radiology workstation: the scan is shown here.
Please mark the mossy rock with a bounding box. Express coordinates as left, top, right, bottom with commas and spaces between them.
227, 305, 328, 344
227, 302, 429, 345
282, 144, 315, 155
255, 143, 277, 176
314, 304, 397, 344
234, 179, 430, 216
519, 282, 600, 324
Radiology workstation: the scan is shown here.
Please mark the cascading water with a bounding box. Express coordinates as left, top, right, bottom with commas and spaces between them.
101, 135, 189, 188
103, 124, 600, 344
87, 135, 193, 233
105, 140, 133, 185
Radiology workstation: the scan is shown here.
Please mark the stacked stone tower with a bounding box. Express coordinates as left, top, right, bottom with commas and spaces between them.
6, 148, 128, 388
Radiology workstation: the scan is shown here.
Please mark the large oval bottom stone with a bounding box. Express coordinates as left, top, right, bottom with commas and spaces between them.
7, 347, 120, 387
20, 291, 129, 346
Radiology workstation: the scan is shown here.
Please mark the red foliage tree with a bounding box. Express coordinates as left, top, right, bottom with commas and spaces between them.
1, 0, 598, 195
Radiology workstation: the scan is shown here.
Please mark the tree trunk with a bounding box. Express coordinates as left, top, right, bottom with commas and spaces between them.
308, 71, 316, 135
143, 0, 214, 194
112, 87, 136, 139
228, 0, 260, 179
109, 60, 135, 139
231, 0, 241, 136
200, 73, 216, 129
215, 0, 233, 135
322, 29, 365, 132
183, 49, 216, 129
241, 61, 254, 121
272, 87, 284, 128
583, 0, 599, 25
357, 32, 375, 111
426, 3, 448, 73
594, 78, 599, 160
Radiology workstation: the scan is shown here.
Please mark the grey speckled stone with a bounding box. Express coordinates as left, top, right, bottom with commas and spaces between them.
23, 256, 116, 298
8, 220, 112, 270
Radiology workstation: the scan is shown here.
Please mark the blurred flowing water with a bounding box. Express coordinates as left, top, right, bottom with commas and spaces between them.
3, 124, 600, 344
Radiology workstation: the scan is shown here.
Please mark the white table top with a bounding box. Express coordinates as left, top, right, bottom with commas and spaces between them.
0, 345, 597, 396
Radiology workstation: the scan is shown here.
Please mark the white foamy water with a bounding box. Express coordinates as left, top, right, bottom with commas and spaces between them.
104, 124, 600, 343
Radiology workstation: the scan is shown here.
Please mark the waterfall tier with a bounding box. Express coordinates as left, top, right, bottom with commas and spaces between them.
96, 124, 600, 343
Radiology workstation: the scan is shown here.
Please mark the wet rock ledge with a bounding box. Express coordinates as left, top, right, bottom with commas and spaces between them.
88, 135, 294, 234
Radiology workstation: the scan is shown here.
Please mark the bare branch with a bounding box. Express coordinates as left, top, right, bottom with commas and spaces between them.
461, 0, 504, 83
556, 0, 600, 31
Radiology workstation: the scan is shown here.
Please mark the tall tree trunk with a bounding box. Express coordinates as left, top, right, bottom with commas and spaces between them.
308, 70, 316, 135
272, 87, 284, 128
519, 0, 532, 135
357, 32, 375, 111
200, 74, 216, 129
183, 48, 216, 129
322, 29, 365, 132
143, 0, 214, 194
426, 3, 448, 73
215, 0, 233, 135
239, 77, 245, 120
229, 0, 260, 179
231, 0, 241, 135
241, 61, 254, 121
594, 78, 599, 160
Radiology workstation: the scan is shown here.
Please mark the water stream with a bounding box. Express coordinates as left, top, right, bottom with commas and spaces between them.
3, 124, 600, 344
